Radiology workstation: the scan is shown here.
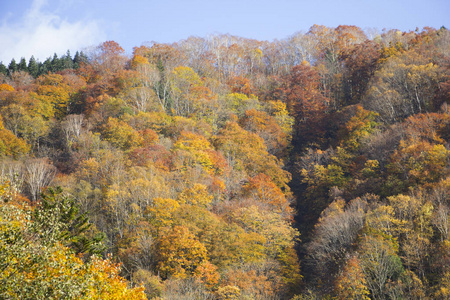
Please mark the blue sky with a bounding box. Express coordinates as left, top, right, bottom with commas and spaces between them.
0, 0, 448, 63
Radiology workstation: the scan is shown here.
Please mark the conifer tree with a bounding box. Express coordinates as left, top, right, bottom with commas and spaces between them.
73, 51, 81, 69
18, 57, 27, 71
41, 57, 52, 74
51, 53, 62, 72
0, 62, 7, 76
8, 58, 17, 75
62, 50, 74, 69
28, 55, 39, 77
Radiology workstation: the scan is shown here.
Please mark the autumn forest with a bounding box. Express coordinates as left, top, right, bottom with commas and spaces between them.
0, 25, 449, 299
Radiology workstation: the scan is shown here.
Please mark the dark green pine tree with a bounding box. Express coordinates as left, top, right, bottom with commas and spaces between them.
28, 55, 39, 77
62, 50, 74, 70
18, 57, 27, 72
37, 62, 44, 76
51, 53, 62, 72
73, 51, 88, 69
35, 187, 106, 256
73, 51, 81, 69
0, 62, 7, 76
40, 57, 52, 75
8, 58, 17, 75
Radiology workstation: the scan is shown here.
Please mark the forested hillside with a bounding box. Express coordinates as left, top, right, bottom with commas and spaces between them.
0, 25, 449, 299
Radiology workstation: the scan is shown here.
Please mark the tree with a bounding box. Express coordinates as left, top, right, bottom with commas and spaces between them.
213, 119, 291, 190
51, 53, 62, 72
155, 225, 208, 279
243, 173, 293, 216
0, 187, 146, 299
61, 114, 84, 146
0, 83, 14, 92
0, 115, 30, 158
227, 75, 256, 96
24, 158, 56, 202
93, 40, 127, 74
239, 109, 288, 157
278, 62, 330, 146
73, 51, 82, 68
306, 197, 366, 291
34, 187, 106, 256
224, 92, 260, 117
169, 66, 211, 116
340, 40, 381, 104
62, 50, 74, 69
124, 86, 159, 113
334, 256, 370, 300
33, 73, 74, 119
338, 105, 379, 152
102, 117, 143, 151
387, 137, 449, 192
364, 50, 445, 123
18, 57, 27, 72
28, 55, 39, 77
0, 62, 7, 75
72, 51, 89, 69
177, 183, 213, 207
266, 100, 294, 140
359, 234, 404, 300
173, 130, 227, 176
40, 57, 51, 75
10, 70, 34, 88
306, 25, 367, 109
8, 58, 17, 75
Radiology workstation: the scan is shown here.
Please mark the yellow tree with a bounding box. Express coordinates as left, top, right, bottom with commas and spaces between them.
364, 50, 445, 123
173, 130, 226, 176
213, 119, 290, 190
335, 256, 370, 300
102, 117, 144, 151
169, 66, 214, 116
155, 225, 208, 279
0, 183, 146, 300
0, 115, 30, 158
239, 109, 288, 156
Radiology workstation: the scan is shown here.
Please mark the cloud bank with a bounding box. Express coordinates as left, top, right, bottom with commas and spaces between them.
0, 0, 105, 64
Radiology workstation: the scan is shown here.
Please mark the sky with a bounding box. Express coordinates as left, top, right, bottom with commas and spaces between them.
0, 0, 448, 64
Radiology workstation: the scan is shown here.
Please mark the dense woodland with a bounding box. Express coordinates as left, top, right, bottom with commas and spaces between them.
0, 25, 449, 299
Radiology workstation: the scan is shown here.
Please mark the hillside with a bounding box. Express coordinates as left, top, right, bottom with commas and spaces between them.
0, 25, 449, 299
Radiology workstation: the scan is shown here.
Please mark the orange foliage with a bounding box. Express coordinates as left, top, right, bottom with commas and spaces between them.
0, 83, 14, 92
244, 173, 292, 215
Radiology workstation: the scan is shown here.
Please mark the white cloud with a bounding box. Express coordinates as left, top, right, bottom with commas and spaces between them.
0, 0, 106, 64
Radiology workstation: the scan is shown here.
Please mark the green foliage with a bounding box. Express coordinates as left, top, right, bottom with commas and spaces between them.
36, 187, 106, 256
0, 183, 145, 299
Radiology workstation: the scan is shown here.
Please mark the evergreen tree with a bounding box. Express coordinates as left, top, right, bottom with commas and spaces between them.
0, 62, 7, 76
37, 62, 44, 76
36, 187, 106, 256
28, 55, 39, 77
73, 50, 88, 69
51, 53, 62, 72
8, 58, 17, 75
18, 57, 27, 71
40, 58, 52, 75
62, 50, 74, 70
73, 51, 81, 69
80, 51, 88, 64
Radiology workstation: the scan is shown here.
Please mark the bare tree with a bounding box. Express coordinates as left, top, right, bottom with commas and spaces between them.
0, 159, 25, 194
61, 114, 84, 146
306, 197, 367, 292
24, 158, 56, 202
127, 86, 157, 112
